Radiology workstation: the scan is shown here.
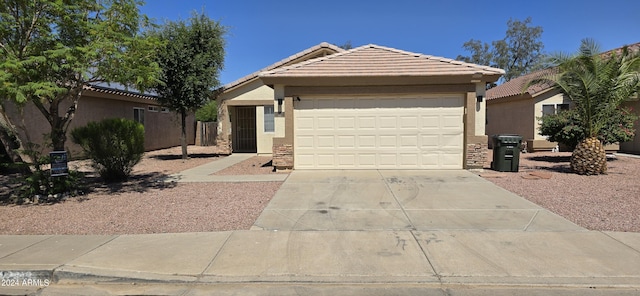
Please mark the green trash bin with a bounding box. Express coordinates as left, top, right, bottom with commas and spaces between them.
491, 134, 522, 172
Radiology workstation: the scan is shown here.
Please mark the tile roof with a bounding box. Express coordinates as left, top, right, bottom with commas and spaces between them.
83, 84, 158, 101
486, 69, 556, 100
487, 41, 640, 101
220, 42, 344, 91
259, 44, 505, 78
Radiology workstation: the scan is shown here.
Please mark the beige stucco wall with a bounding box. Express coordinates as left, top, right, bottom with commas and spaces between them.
217, 80, 276, 155
486, 96, 535, 146
219, 80, 274, 102
621, 99, 640, 154
255, 105, 275, 154
533, 91, 570, 140
4, 93, 194, 158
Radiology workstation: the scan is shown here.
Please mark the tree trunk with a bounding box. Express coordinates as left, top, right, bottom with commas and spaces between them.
50, 119, 67, 151
570, 137, 607, 175
0, 104, 32, 167
49, 99, 67, 151
181, 110, 188, 160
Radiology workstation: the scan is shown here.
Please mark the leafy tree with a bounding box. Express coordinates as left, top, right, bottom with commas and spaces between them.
338, 41, 353, 50
531, 39, 640, 175
539, 108, 637, 150
0, 0, 161, 152
457, 17, 544, 82
195, 100, 218, 122
151, 11, 226, 159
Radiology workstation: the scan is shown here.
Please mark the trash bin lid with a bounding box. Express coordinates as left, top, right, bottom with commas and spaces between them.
493, 134, 522, 144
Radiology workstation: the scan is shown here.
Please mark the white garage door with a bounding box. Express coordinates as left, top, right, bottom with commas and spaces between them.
294, 95, 464, 169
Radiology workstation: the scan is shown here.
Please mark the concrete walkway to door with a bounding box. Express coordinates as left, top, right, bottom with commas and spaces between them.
253, 170, 584, 232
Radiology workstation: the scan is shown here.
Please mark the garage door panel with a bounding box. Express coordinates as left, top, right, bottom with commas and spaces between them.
317, 135, 334, 148
400, 135, 418, 147
338, 117, 356, 129
297, 117, 314, 130
421, 115, 440, 129
294, 96, 464, 169
399, 116, 419, 129
358, 135, 376, 148
297, 135, 315, 148
421, 135, 439, 148
358, 117, 376, 129
337, 135, 356, 148
317, 117, 335, 129
379, 116, 397, 129
399, 153, 419, 166
316, 154, 334, 166
378, 153, 397, 166
338, 154, 356, 166
441, 134, 463, 148
358, 154, 376, 166
379, 135, 397, 148
442, 115, 463, 128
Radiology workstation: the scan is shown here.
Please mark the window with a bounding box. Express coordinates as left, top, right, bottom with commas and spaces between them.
148, 105, 159, 112
542, 103, 570, 116
542, 104, 555, 116
557, 104, 570, 112
133, 108, 144, 125
264, 105, 274, 132
161, 107, 169, 113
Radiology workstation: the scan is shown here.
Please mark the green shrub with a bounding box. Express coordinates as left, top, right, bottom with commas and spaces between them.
71, 118, 145, 182
195, 100, 217, 122
539, 107, 637, 150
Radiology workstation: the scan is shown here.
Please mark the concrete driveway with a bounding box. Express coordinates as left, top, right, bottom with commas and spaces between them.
253, 170, 584, 232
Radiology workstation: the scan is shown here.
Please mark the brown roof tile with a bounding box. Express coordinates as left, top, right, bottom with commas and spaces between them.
486, 69, 556, 100
259, 44, 505, 78
220, 42, 343, 91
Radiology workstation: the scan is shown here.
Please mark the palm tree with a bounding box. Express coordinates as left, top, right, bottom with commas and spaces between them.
532, 39, 640, 175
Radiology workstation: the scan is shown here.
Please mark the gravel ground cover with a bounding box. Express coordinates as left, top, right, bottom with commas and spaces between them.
0, 146, 282, 235
482, 150, 640, 232
1, 145, 638, 234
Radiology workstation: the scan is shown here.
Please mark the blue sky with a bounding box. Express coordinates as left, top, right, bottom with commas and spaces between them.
141, 0, 640, 85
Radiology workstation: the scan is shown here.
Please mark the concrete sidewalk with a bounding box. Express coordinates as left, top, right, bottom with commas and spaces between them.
1, 230, 640, 294
163, 153, 289, 182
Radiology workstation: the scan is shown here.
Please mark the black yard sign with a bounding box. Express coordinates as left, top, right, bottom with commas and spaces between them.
50, 151, 69, 177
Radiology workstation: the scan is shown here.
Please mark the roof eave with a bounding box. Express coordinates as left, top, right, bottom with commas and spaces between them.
260, 73, 503, 87
218, 43, 344, 94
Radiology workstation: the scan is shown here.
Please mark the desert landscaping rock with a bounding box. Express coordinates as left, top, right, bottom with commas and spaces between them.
484, 151, 640, 232
1, 147, 638, 234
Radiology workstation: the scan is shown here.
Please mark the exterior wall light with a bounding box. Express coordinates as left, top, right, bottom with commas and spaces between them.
277, 97, 283, 114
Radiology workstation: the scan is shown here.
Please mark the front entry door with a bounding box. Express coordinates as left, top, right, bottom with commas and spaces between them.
233, 106, 257, 152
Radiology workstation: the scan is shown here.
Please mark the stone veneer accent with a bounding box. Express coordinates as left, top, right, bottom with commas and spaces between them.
214, 136, 232, 155
273, 143, 293, 169
466, 143, 488, 169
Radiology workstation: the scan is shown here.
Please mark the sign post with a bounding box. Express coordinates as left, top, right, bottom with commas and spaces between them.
50, 151, 68, 177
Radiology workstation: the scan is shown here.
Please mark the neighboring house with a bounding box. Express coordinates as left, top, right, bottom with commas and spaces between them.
4, 84, 195, 157
485, 70, 572, 152
229, 43, 503, 170
214, 42, 343, 154
486, 42, 640, 154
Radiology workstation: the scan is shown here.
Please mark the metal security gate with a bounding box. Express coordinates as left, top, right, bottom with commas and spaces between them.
233, 106, 257, 152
